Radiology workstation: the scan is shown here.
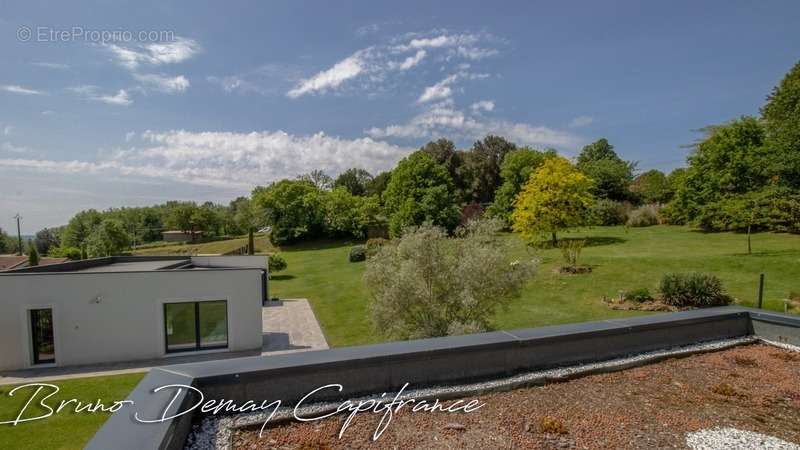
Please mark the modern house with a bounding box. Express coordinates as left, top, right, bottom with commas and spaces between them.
0, 255, 267, 371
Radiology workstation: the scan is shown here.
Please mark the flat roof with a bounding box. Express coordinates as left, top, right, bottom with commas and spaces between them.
69, 260, 186, 272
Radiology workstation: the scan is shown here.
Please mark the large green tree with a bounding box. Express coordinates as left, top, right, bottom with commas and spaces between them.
666, 117, 768, 223
253, 179, 326, 244
333, 168, 373, 196
323, 188, 381, 239
85, 219, 131, 257
630, 169, 673, 204
383, 151, 461, 237
462, 135, 517, 203
420, 138, 467, 199
61, 209, 102, 249
762, 60, 800, 188
576, 138, 635, 201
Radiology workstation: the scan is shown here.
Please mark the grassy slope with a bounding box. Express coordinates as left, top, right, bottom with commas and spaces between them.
271, 226, 800, 347
0, 373, 145, 450
132, 234, 274, 256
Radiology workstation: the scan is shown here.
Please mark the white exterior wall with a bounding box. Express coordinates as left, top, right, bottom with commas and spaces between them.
0, 269, 264, 371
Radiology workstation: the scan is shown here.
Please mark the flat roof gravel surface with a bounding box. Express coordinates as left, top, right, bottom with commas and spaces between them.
231, 343, 800, 449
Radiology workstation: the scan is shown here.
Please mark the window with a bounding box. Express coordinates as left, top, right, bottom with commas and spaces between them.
30, 308, 55, 364
164, 301, 228, 353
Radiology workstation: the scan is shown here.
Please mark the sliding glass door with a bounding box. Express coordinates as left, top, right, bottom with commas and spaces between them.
30, 308, 55, 364
165, 301, 228, 353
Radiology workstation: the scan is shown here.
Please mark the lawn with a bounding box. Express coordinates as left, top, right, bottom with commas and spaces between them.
271, 225, 800, 347
0, 373, 144, 450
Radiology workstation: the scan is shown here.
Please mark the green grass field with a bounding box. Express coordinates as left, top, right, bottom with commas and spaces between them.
0, 373, 144, 450
4, 225, 798, 449
271, 225, 800, 347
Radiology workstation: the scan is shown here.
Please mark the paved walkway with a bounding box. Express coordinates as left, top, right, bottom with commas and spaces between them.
0, 299, 328, 385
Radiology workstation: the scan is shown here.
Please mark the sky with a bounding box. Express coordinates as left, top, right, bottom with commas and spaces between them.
1, 1, 799, 233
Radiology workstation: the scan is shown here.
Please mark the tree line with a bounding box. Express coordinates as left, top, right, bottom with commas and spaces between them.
14, 59, 800, 257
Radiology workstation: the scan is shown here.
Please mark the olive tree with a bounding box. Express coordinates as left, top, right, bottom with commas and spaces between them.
365, 219, 536, 339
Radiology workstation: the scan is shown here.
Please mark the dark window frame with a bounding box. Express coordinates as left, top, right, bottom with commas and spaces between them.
30, 308, 55, 365
163, 300, 228, 354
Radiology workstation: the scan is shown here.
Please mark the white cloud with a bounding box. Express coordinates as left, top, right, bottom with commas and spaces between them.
391, 50, 426, 70
455, 46, 498, 60
209, 64, 304, 96
3, 125, 13, 136
0, 130, 412, 189
397, 33, 480, 51
366, 102, 583, 150
287, 50, 367, 98
417, 74, 458, 103
134, 73, 190, 93
96, 90, 132, 106
69, 86, 132, 106
41, 110, 55, 116
104, 37, 201, 70
1, 85, 45, 95
285, 30, 501, 98
356, 23, 380, 36
569, 115, 594, 128
470, 100, 495, 112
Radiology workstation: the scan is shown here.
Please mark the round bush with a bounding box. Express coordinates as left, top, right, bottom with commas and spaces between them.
349, 245, 366, 262
659, 272, 732, 307
267, 254, 287, 273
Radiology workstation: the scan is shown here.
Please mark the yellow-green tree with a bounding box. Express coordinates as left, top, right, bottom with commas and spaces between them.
512, 156, 595, 246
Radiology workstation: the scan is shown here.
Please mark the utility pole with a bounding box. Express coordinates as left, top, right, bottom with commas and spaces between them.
13, 213, 22, 256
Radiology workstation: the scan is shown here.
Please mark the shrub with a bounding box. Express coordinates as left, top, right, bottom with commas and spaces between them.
624, 287, 653, 303
591, 199, 629, 226
558, 239, 585, 269
659, 272, 732, 307
626, 204, 660, 227
349, 245, 366, 262
267, 254, 287, 273
51, 246, 82, 260
365, 237, 391, 258
365, 220, 537, 339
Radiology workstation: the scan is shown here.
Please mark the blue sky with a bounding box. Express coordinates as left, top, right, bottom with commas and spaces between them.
1, 1, 799, 232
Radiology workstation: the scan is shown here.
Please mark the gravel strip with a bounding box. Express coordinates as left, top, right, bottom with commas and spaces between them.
686, 427, 800, 450
185, 336, 768, 450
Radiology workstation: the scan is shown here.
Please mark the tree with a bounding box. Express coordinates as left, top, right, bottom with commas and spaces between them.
253, 179, 325, 244
462, 135, 517, 203
630, 169, 672, 204
383, 151, 461, 237
323, 187, 381, 239
61, 209, 102, 249
486, 147, 549, 222
365, 171, 391, 199
420, 138, 466, 198
166, 202, 199, 235
333, 168, 373, 196
267, 254, 287, 274
365, 220, 536, 339
34, 227, 61, 255
27, 241, 39, 266
761, 60, 800, 188
298, 169, 333, 190
666, 117, 768, 224
0, 227, 12, 254
512, 156, 595, 246
84, 219, 131, 257
576, 139, 635, 201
